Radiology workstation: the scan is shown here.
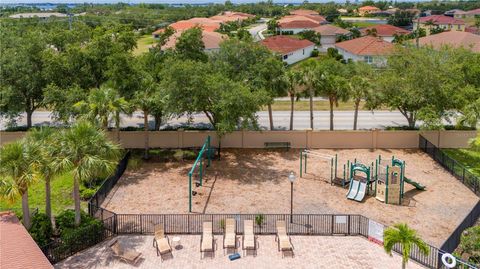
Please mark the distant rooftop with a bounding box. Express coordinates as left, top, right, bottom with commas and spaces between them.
261, 35, 314, 54
418, 31, 480, 53
335, 36, 395, 56
9, 12, 67, 18
360, 24, 410, 37
418, 15, 465, 25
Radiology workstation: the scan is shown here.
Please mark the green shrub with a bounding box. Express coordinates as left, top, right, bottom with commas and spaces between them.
458, 225, 480, 264
311, 49, 319, 57
255, 214, 264, 226
127, 156, 143, 171
29, 213, 53, 246
60, 219, 104, 249
55, 209, 98, 233
79, 187, 97, 200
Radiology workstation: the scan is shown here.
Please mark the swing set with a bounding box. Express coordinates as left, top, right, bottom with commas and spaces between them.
299, 150, 351, 188
188, 136, 213, 213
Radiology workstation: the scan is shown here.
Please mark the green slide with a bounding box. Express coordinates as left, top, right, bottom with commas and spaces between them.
404, 177, 426, 191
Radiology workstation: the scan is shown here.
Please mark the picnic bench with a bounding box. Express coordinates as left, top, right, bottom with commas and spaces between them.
264, 142, 291, 149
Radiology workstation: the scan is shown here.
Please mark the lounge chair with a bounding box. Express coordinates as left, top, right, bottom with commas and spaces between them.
200, 221, 215, 259
109, 239, 142, 265
275, 220, 294, 258
223, 218, 237, 255
152, 224, 173, 262
242, 220, 258, 256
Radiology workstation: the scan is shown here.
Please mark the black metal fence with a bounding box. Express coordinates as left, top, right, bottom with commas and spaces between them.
88, 151, 131, 216
41, 216, 116, 264
419, 135, 479, 196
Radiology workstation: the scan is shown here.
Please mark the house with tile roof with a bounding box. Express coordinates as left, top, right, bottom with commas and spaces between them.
161, 30, 226, 53
261, 36, 315, 65
278, 14, 327, 34
153, 17, 221, 37
360, 24, 411, 42
417, 31, 480, 53
312, 24, 351, 51
210, 11, 255, 23
335, 36, 395, 67
289, 9, 319, 16
413, 15, 465, 35
454, 8, 480, 19
0, 211, 53, 269
357, 6, 381, 16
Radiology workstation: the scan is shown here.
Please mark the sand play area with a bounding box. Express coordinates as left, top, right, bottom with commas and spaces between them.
102, 149, 479, 246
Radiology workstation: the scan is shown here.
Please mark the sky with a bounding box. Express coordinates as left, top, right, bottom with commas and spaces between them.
2, 0, 425, 4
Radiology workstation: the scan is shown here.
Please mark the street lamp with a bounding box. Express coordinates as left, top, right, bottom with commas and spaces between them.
288, 171, 296, 223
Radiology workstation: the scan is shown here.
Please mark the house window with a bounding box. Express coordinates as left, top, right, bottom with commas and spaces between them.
457, 24, 461, 30
303, 49, 305, 55
364, 56, 373, 64
283, 54, 288, 60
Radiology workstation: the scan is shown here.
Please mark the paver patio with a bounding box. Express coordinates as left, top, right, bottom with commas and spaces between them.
55, 235, 425, 269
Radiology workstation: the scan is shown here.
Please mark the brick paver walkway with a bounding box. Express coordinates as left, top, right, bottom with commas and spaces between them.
55, 235, 425, 269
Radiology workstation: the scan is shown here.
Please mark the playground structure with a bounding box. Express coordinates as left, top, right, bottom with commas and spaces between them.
299, 150, 425, 204
374, 156, 426, 205
188, 136, 212, 212
299, 150, 351, 187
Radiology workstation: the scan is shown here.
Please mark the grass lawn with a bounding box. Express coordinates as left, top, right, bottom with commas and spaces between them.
0, 171, 88, 217
443, 149, 480, 178
263, 100, 367, 111
133, 34, 156, 56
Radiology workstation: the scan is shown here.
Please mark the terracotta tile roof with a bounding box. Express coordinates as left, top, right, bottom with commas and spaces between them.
279, 15, 326, 24
418, 31, 480, 53
465, 8, 480, 15
279, 20, 321, 29
360, 24, 410, 37
162, 30, 226, 50
261, 36, 315, 54
210, 11, 254, 23
0, 211, 53, 269
289, 9, 319, 16
335, 36, 395, 56
358, 6, 381, 11
169, 17, 221, 32
466, 26, 480, 35
418, 15, 465, 25
312, 24, 350, 36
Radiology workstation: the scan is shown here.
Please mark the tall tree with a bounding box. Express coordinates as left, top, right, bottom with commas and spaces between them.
0, 140, 39, 229
347, 62, 375, 130
54, 121, 121, 226
25, 127, 59, 223
299, 59, 319, 129
74, 86, 130, 136
375, 47, 461, 129
384, 223, 430, 269
175, 27, 208, 62
284, 70, 302, 130
162, 59, 268, 156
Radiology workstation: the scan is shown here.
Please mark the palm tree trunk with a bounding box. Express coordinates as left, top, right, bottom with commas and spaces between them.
353, 99, 360, 130
45, 177, 52, 223
115, 112, 121, 142
73, 174, 81, 226
22, 191, 31, 229
402, 260, 406, 269
289, 94, 295, 130
268, 104, 274, 130
309, 89, 314, 129
143, 110, 149, 159
329, 97, 334, 131
26, 109, 33, 129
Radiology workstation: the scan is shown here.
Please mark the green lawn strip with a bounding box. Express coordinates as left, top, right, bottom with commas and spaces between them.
443, 149, 480, 178
133, 34, 156, 56
0, 171, 88, 217
264, 100, 367, 111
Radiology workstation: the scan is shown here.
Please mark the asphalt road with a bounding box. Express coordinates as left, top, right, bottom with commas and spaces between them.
0, 110, 413, 130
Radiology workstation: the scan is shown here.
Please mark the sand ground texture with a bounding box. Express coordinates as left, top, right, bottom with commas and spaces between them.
103, 149, 480, 247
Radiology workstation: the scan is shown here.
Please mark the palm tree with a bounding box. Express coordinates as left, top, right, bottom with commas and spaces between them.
284, 70, 301, 130
0, 140, 39, 229
299, 59, 319, 129
384, 223, 430, 269
25, 127, 59, 223
54, 121, 121, 226
75, 86, 130, 138
347, 62, 374, 130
